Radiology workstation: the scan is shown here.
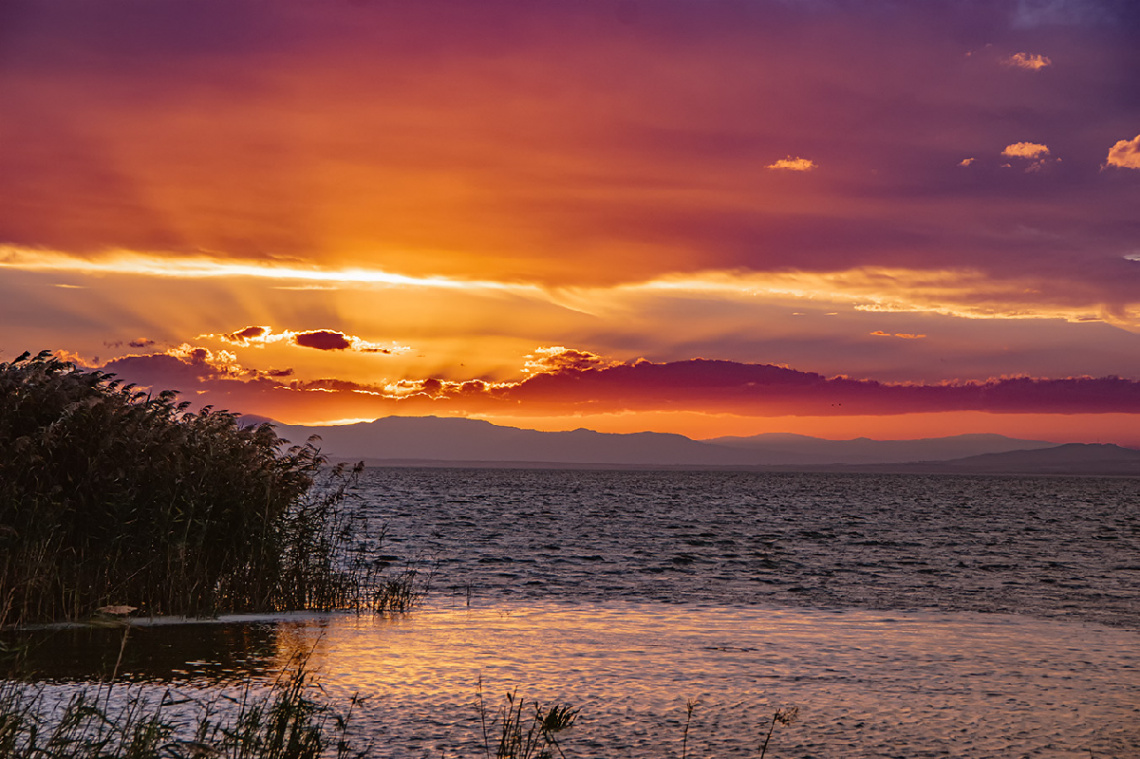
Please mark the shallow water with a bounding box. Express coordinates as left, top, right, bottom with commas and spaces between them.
265, 602, 1140, 758
7, 469, 1140, 757
13, 601, 1140, 757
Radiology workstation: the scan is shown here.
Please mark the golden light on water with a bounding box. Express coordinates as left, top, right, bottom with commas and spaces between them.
245, 602, 1140, 756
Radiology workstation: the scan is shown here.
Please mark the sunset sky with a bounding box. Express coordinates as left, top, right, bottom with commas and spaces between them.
2, 0, 1139, 443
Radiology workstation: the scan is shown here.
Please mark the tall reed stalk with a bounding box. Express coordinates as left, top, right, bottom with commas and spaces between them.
475, 680, 579, 759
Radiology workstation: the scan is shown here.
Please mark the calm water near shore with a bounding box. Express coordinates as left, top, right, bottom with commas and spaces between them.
8, 469, 1140, 757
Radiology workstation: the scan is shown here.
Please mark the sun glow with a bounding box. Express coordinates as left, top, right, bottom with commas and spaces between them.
0, 246, 543, 295
5, 246, 1134, 330
556, 268, 1132, 328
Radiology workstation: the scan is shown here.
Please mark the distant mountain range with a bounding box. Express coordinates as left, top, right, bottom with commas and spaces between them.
862, 442, 1140, 476
703, 431, 1057, 465
255, 415, 1140, 476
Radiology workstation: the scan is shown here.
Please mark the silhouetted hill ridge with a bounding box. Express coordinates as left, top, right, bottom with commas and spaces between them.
705, 431, 1056, 465
920, 442, 1140, 475
248, 415, 1139, 473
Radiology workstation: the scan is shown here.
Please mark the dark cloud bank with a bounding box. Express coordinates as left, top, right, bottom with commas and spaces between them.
100, 352, 1140, 418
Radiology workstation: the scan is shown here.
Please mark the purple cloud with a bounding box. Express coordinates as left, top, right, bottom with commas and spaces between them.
293, 330, 352, 351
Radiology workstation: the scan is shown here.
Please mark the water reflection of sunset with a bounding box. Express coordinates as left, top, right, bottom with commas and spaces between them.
283, 602, 1140, 755
19, 602, 1133, 756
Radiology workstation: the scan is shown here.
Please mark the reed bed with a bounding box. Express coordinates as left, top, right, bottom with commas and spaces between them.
0, 351, 390, 627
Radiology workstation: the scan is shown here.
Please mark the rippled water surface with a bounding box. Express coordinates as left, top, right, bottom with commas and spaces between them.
367, 469, 1140, 629
8, 469, 1140, 757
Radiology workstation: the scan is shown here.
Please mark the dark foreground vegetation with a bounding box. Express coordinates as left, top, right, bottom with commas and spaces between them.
0, 653, 366, 759
0, 351, 381, 627
0, 655, 798, 759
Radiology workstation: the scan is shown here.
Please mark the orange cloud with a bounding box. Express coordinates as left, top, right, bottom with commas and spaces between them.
1105, 134, 1140, 169
213, 325, 409, 354
523, 346, 616, 374
767, 156, 816, 172
1001, 142, 1050, 159
1000, 142, 1058, 173
224, 326, 270, 345
166, 344, 244, 375
870, 331, 926, 339
1003, 52, 1051, 70
52, 349, 91, 368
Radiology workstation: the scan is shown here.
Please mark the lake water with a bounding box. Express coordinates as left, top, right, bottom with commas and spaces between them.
9, 469, 1140, 757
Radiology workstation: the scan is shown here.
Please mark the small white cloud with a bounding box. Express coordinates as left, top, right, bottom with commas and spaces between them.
1105, 134, 1140, 169
1002, 142, 1050, 159
1003, 52, 1052, 70
767, 156, 816, 172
